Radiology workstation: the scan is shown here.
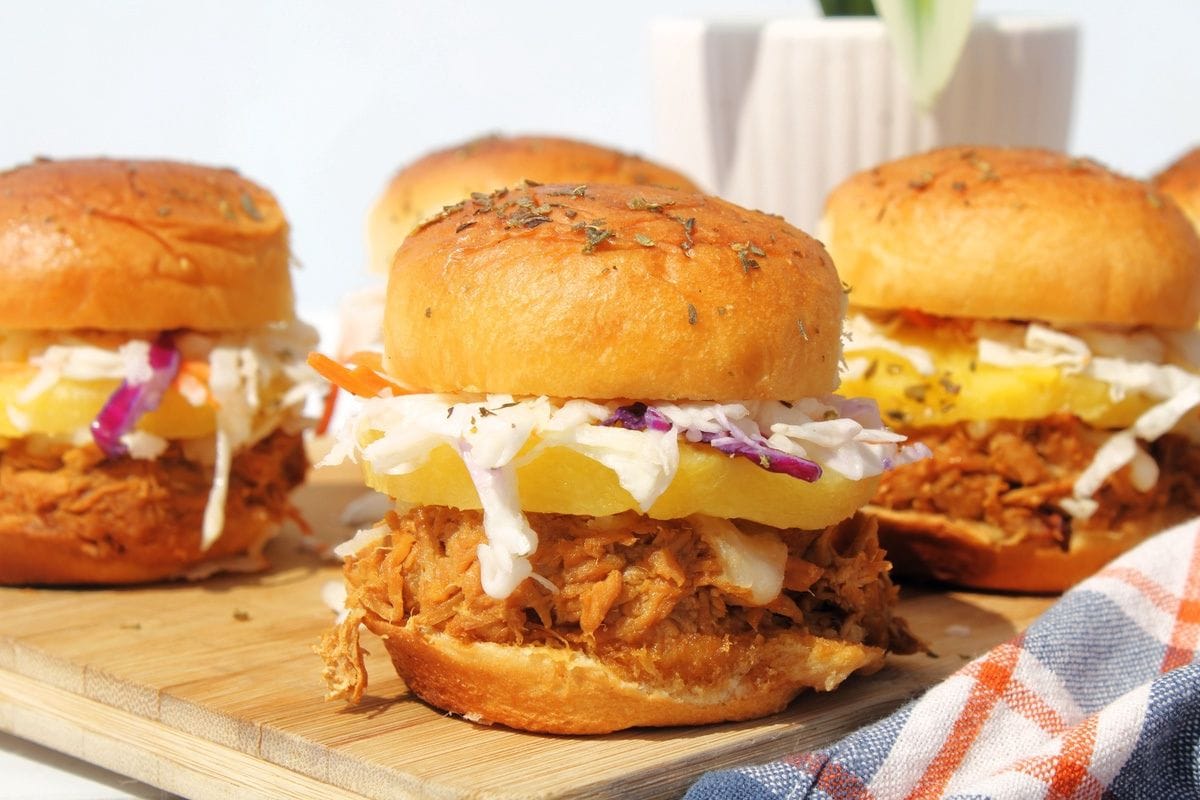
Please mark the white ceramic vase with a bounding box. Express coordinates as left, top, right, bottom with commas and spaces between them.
650, 16, 1079, 233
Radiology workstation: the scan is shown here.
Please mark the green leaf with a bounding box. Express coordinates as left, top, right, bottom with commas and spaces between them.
874, 0, 976, 109
820, 0, 876, 15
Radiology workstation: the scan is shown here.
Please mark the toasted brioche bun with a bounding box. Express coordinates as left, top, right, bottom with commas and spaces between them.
0, 158, 295, 330
365, 619, 883, 735
1154, 147, 1200, 233
368, 135, 700, 275
868, 506, 1196, 594
822, 147, 1200, 328
0, 430, 306, 585
385, 184, 844, 400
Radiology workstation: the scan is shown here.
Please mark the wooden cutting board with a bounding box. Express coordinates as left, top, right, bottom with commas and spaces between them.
0, 463, 1054, 800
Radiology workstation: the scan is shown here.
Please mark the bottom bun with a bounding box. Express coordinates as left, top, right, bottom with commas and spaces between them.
367, 621, 883, 735
0, 429, 307, 585
869, 506, 1191, 594
320, 506, 921, 734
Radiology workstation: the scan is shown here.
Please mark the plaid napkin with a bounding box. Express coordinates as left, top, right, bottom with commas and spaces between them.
686, 518, 1200, 800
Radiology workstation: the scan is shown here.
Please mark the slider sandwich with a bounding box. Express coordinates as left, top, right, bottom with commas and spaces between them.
316, 183, 926, 734
827, 147, 1200, 592
0, 158, 319, 584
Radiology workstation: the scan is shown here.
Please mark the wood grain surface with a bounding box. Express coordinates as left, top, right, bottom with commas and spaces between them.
0, 463, 1055, 799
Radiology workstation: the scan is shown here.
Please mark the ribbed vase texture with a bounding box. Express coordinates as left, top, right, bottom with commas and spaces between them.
651, 17, 1078, 232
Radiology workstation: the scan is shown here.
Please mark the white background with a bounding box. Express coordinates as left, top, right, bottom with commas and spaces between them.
3, 1, 1198, 332
0, 2, 1197, 794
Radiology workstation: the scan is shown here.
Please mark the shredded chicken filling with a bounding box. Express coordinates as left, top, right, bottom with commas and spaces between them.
322, 508, 920, 700
874, 414, 1200, 547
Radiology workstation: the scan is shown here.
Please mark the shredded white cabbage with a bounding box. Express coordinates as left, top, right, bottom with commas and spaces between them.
976, 323, 1092, 372
845, 314, 938, 375
19, 343, 128, 403
691, 515, 787, 605
120, 430, 168, 460
201, 427, 233, 550
120, 340, 153, 385
321, 579, 350, 623
193, 323, 322, 549
458, 441, 538, 598
176, 373, 209, 407
326, 391, 927, 600
559, 424, 679, 510
5, 404, 29, 433
333, 519, 392, 559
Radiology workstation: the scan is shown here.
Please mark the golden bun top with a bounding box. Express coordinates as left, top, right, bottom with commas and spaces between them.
367, 134, 700, 275
385, 183, 844, 401
822, 146, 1200, 329
0, 157, 294, 331
1154, 146, 1200, 232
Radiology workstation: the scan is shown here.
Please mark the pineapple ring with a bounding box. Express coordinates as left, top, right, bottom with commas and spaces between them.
841, 332, 1156, 429
0, 369, 215, 439
362, 441, 880, 530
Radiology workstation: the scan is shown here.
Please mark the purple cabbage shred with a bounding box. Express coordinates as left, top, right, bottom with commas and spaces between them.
601, 403, 822, 482
90, 333, 182, 459
698, 431, 822, 482
601, 402, 672, 432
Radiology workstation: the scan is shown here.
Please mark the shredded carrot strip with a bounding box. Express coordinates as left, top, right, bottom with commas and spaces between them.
899, 308, 943, 329
179, 361, 211, 383
170, 361, 215, 406
316, 384, 338, 436
307, 352, 400, 398
899, 308, 974, 334
346, 350, 384, 371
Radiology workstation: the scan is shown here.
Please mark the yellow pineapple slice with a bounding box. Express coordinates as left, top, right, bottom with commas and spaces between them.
842, 331, 1156, 428
0, 368, 215, 439
363, 441, 879, 529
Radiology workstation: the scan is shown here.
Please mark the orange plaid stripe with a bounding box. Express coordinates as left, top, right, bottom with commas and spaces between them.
1047, 713, 1104, 799
904, 640, 1023, 799
786, 753, 875, 799
1002, 714, 1104, 799
1097, 566, 1177, 615
1161, 521, 1200, 673
959, 657, 1067, 735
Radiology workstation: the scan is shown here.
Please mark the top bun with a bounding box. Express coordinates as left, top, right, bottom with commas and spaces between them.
1154, 147, 1200, 232
0, 158, 294, 331
822, 147, 1200, 329
385, 184, 843, 401
368, 135, 700, 275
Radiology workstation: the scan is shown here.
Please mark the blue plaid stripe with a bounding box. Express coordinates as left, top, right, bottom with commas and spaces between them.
685, 520, 1200, 800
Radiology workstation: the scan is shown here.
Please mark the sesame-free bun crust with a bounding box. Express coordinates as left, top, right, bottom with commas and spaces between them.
363, 618, 884, 735
1155, 147, 1200, 232
385, 184, 845, 401
0, 158, 295, 330
368, 135, 700, 274
822, 147, 1200, 329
